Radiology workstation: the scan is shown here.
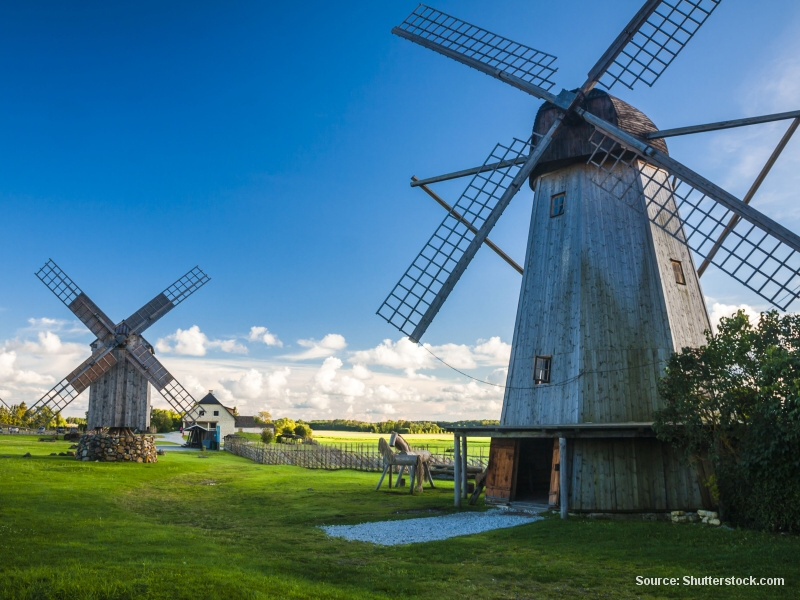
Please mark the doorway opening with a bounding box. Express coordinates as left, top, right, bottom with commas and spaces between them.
514, 438, 558, 505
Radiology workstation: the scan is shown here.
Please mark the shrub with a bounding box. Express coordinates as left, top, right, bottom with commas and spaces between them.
655, 310, 800, 532
260, 428, 275, 444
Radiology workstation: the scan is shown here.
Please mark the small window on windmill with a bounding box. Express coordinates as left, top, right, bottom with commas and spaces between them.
533, 356, 552, 384
670, 259, 686, 285
550, 193, 565, 218
213, 410, 219, 416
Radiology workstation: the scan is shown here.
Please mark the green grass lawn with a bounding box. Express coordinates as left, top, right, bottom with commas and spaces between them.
1, 434, 797, 599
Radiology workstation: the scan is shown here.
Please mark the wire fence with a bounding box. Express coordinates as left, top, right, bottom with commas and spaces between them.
224, 436, 488, 472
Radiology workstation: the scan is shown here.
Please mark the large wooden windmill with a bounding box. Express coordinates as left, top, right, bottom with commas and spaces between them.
28, 259, 210, 432
379, 1, 800, 513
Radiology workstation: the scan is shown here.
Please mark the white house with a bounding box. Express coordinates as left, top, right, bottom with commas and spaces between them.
183, 392, 237, 439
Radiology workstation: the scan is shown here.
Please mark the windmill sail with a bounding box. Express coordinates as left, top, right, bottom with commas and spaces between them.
379, 116, 565, 341
27, 347, 118, 416
392, 5, 558, 101
587, 0, 721, 91
586, 127, 800, 309
36, 260, 116, 340
378, 137, 534, 339
125, 340, 196, 415
125, 266, 210, 335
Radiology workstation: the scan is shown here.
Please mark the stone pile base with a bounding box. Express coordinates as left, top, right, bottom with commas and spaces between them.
76, 432, 157, 463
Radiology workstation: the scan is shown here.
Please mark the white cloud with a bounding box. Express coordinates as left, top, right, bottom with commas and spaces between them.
0, 350, 52, 386
351, 364, 373, 380
707, 301, 761, 333
473, 337, 513, 365
155, 325, 247, 356
248, 326, 282, 347
350, 338, 433, 376
350, 336, 511, 376
282, 333, 346, 360
366, 403, 396, 416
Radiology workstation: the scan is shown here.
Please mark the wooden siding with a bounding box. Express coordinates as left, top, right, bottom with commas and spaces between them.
567, 439, 711, 512
87, 348, 151, 430
502, 162, 710, 427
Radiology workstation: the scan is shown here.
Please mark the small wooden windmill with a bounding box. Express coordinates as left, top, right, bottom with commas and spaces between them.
379, 1, 800, 513
27, 259, 210, 433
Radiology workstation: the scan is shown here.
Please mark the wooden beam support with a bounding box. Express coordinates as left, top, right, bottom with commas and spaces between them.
410, 157, 529, 188
697, 117, 800, 276
412, 176, 524, 275
461, 436, 469, 500
646, 109, 800, 139
453, 432, 462, 508
559, 437, 568, 519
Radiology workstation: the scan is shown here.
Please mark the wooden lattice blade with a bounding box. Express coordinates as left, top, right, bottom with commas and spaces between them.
392, 4, 558, 102
27, 347, 118, 417
36, 259, 115, 340
378, 118, 563, 342
125, 266, 210, 335
123, 340, 196, 416
587, 0, 721, 92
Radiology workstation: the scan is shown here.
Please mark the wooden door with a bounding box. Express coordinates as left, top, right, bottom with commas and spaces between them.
485, 438, 518, 502
548, 438, 560, 506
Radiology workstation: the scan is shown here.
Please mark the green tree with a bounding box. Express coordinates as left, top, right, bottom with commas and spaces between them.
655, 309, 800, 532
294, 423, 312, 439
254, 410, 272, 425
273, 417, 296, 437
150, 408, 182, 433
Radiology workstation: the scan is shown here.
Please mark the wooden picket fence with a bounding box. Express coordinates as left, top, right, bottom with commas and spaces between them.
224, 436, 488, 472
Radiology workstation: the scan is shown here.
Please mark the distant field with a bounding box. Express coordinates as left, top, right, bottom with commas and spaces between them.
2, 434, 798, 599
312, 431, 491, 454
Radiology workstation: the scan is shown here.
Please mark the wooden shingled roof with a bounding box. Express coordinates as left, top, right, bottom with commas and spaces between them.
530, 89, 668, 184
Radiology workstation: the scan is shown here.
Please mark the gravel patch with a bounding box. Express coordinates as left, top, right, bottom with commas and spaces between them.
320, 509, 543, 546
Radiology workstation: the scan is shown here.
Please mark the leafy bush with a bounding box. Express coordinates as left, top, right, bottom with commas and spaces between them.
260, 428, 275, 444
655, 310, 800, 532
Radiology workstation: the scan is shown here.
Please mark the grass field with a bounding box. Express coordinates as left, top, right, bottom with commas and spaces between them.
1, 434, 797, 599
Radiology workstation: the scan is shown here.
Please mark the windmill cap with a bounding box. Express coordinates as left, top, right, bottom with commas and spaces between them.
529, 89, 668, 186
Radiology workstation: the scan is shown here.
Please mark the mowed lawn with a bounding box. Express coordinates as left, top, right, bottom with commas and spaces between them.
1, 435, 797, 599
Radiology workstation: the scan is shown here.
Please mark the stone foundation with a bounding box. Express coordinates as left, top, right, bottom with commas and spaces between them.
76, 432, 158, 463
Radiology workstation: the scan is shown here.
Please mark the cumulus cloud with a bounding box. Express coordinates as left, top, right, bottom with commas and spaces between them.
155, 325, 247, 356
350, 338, 433, 376
350, 336, 512, 376
707, 301, 762, 333
248, 326, 282, 347
282, 333, 346, 360
0, 350, 52, 385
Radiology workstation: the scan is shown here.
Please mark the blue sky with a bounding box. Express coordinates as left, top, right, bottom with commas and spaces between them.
2, 0, 799, 421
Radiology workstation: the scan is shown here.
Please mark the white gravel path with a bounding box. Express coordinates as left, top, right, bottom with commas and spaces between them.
320, 509, 543, 546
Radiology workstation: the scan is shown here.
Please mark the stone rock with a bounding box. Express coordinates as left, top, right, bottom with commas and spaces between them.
22, 452, 31, 458
75, 432, 157, 463
708, 518, 721, 526
670, 511, 685, 517
50, 452, 58, 456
